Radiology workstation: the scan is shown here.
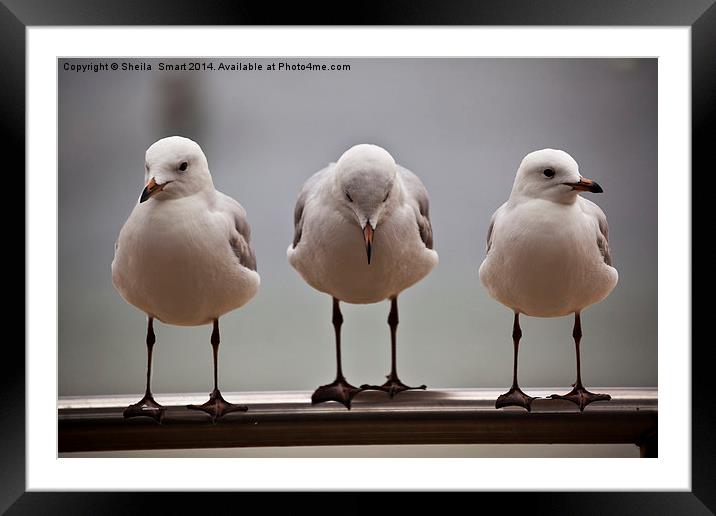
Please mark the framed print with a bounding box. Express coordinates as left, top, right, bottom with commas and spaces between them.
7, 0, 710, 513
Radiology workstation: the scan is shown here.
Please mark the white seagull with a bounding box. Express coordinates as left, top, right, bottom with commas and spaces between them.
479, 149, 618, 411
112, 136, 260, 421
288, 144, 438, 408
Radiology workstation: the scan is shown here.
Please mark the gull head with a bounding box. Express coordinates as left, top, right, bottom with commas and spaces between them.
140, 136, 213, 203
334, 144, 399, 264
510, 149, 603, 204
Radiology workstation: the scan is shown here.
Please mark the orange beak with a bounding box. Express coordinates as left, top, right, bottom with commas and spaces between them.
565, 176, 603, 193
363, 224, 374, 264
140, 177, 167, 203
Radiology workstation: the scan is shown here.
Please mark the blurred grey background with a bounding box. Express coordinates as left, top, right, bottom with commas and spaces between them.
59, 58, 657, 402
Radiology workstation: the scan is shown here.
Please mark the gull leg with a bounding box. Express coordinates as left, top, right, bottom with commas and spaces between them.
124, 317, 166, 422
495, 313, 537, 411
549, 312, 611, 411
312, 298, 363, 409
187, 319, 248, 422
361, 296, 427, 398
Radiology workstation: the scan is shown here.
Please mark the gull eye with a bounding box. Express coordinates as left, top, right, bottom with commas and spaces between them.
383, 191, 390, 202
543, 168, 555, 178
178, 161, 188, 172
345, 191, 353, 203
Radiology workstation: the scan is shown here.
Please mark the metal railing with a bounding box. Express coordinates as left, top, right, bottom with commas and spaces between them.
58, 387, 657, 456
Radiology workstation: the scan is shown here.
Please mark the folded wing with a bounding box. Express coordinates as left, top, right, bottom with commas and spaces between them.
217, 192, 257, 272
398, 165, 434, 250
579, 197, 613, 266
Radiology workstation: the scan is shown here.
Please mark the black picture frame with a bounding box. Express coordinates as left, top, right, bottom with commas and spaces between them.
7, 1, 709, 513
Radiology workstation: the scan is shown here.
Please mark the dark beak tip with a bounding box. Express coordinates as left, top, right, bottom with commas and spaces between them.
592, 182, 604, 193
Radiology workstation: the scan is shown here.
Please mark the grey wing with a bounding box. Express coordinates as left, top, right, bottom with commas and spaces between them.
398, 165, 434, 249
292, 165, 331, 249
218, 192, 257, 272
486, 203, 507, 254
580, 197, 612, 266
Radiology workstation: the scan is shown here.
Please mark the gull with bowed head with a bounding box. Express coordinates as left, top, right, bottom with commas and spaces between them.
288, 144, 438, 408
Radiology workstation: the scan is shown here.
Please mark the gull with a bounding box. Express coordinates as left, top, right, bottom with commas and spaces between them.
112, 136, 260, 422
479, 149, 618, 411
288, 144, 438, 409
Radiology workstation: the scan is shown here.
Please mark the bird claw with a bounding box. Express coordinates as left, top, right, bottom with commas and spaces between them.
187, 389, 248, 423
123, 395, 166, 423
495, 387, 538, 412
311, 378, 363, 409
360, 377, 427, 398
549, 386, 611, 411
